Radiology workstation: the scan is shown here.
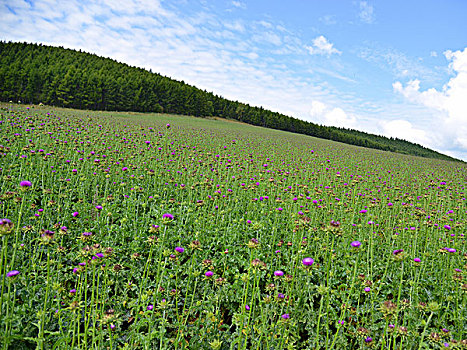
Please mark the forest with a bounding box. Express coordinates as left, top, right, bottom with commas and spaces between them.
0, 41, 459, 162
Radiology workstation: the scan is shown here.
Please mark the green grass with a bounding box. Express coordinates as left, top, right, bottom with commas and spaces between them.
0, 103, 466, 349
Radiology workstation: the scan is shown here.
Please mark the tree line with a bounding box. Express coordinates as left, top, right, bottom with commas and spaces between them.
0, 41, 459, 162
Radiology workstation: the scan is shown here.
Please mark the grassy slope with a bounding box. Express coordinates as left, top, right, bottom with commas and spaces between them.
8, 103, 463, 166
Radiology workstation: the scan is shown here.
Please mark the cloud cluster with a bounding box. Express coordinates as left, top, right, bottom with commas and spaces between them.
359, 46, 437, 80
359, 1, 375, 24
393, 48, 467, 158
309, 101, 357, 128
380, 120, 429, 146
231, 1, 246, 9
305, 36, 341, 56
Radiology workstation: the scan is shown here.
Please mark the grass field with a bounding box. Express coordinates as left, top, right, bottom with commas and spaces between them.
0, 103, 466, 349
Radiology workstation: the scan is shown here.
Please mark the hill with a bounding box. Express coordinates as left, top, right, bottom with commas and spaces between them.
0, 41, 460, 162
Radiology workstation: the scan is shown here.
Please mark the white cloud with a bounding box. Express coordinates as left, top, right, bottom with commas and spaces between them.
224, 20, 245, 32
309, 101, 327, 117
312, 67, 357, 83
241, 51, 259, 60
359, 46, 437, 80
393, 47, 467, 157
253, 31, 282, 46
320, 15, 337, 26
325, 107, 357, 127
359, 1, 375, 24
258, 20, 273, 28
380, 119, 429, 146
309, 101, 357, 128
392, 80, 444, 110
231, 1, 246, 9
305, 35, 341, 56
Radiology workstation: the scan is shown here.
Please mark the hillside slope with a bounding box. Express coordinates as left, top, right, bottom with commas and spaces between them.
0, 41, 460, 162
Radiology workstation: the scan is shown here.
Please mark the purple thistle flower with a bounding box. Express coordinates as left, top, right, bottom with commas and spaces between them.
359, 209, 367, 213
302, 257, 314, 266
351, 241, 361, 248
245, 304, 250, 311
205, 271, 213, 277
281, 313, 290, 319
414, 258, 421, 263
147, 304, 154, 311
274, 270, 284, 277
72, 212, 79, 217
163, 213, 174, 220
6, 270, 20, 277
444, 225, 451, 230
95, 205, 103, 210
364, 287, 371, 293
0, 218, 14, 234
0, 218, 12, 226
69, 289, 76, 293
175, 246, 184, 253
19, 180, 31, 187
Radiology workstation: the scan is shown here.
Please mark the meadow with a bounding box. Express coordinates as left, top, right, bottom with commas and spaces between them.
0, 103, 466, 349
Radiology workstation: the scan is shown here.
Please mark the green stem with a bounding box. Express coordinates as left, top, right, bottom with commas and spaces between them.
38, 250, 51, 350
329, 251, 360, 349
0, 236, 9, 318
418, 312, 434, 350
314, 296, 325, 349
2, 281, 12, 350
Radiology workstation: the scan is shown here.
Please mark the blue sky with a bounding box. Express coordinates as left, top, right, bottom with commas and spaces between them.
1, 0, 467, 160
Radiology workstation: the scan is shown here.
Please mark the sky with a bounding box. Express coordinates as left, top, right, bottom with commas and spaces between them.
1, 0, 467, 161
